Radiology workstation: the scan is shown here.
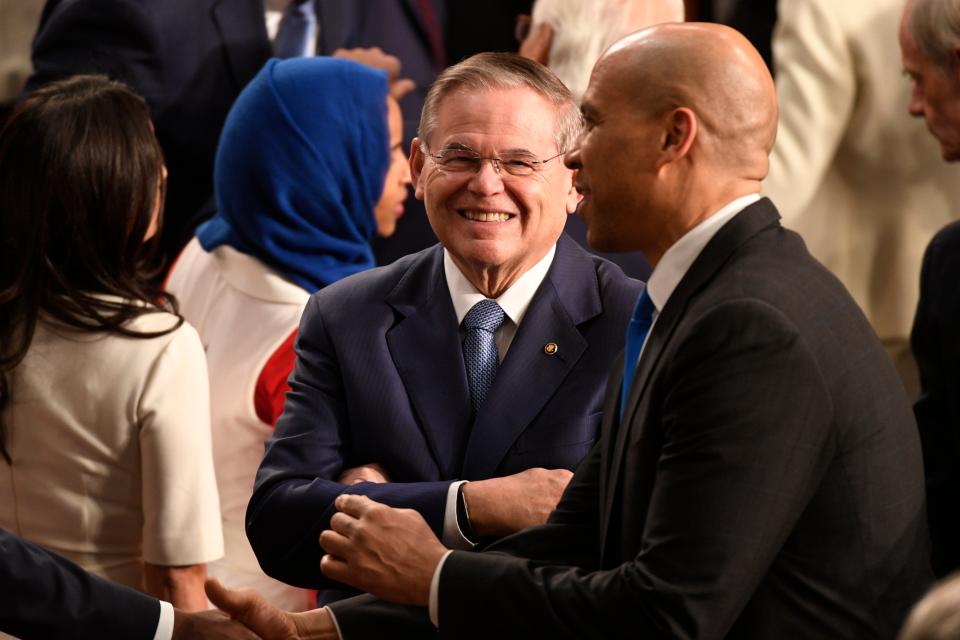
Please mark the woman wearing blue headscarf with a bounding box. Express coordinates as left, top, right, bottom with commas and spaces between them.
165, 56, 410, 610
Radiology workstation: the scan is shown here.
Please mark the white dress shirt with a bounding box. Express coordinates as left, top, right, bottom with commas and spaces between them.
428, 193, 761, 628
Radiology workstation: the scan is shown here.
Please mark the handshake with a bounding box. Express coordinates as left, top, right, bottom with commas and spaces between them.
178, 465, 574, 639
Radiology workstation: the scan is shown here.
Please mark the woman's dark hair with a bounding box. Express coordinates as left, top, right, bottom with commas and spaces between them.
0, 75, 183, 463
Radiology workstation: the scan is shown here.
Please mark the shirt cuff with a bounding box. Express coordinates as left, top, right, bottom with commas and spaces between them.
153, 600, 174, 640
441, 480, 474, 549
325, 606, 344, 640
429, 550, 454, 628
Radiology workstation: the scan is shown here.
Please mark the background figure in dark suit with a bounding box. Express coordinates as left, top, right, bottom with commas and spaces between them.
911, 222, 960, 578
214, 23, 931, 640
27, 0, 272, 266
0, 529, 256, 640
900, 0, 960, 577
245, 52, 641, 604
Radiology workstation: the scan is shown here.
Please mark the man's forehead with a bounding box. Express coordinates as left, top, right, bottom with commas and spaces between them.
437, 84, 554, 111
432, 86, 560, 145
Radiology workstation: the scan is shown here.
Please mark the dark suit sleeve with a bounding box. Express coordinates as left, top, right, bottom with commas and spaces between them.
435, 299, 835, 639
0, 528, 160, 639
247, 295, 452, 589
912, 223, 960, 577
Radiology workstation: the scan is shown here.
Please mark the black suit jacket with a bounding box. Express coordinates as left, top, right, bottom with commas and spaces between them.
912, 220, 960, 577
28, 0, 272, 265
331, 199, 931, 639
0, 528, 159, 639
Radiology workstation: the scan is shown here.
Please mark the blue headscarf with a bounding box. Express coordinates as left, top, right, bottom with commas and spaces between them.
197, 57, 390, 292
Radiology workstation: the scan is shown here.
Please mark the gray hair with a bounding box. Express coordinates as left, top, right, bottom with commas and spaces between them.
909, 0, 960, 70
533, 0, 686, 101
418, 52, 582, 153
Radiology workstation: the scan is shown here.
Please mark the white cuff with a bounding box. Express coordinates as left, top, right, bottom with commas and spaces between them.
325, 605, 345, 640
429, 550, 454, 628
441, 480, 474, 550
153, 600, 174, 640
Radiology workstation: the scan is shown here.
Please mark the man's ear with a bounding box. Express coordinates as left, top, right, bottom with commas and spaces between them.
518, 21, 554, 65
565, 168, 581, 214
409, 137, 427, 201
656, 107, 697, 170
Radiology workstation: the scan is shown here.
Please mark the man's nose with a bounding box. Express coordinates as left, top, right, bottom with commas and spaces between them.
468, 157, 505, 194
564, 146, 581, 170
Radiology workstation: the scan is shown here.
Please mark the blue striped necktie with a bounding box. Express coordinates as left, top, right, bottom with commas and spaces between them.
462, 299, 506, 414
620, 289, 656, 417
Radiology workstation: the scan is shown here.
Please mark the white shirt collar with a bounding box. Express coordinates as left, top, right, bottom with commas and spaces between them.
646, 193, 761, 312
444, 245, 557, 328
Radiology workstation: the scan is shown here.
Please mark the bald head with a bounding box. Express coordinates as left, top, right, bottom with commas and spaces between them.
597, 23, 778, 179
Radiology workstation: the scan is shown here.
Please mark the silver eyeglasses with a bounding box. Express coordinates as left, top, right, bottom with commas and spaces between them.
426, 146, 566, 177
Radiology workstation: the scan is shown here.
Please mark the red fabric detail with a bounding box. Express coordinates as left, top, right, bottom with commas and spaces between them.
254, 328, 298, 427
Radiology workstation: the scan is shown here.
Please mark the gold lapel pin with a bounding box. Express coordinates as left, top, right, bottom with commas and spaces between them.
544, 342, 558, 356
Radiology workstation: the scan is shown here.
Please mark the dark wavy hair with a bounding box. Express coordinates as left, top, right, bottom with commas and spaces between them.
0, 75, 183, 463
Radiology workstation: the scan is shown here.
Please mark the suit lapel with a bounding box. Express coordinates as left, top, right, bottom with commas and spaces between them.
209, 0, 272, 90
461, 237, 602, 478
599, 199, 783, 550
386, 247, 472, 479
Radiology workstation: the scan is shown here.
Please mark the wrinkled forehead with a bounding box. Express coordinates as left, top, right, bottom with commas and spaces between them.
430, 86, 562, 151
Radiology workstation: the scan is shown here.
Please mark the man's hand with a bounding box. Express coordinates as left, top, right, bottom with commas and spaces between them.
462, 467, 573, 538
337, 463, 390, 484
205, 579, 338, 640
172, 607, 262, 640
319, 495, 447, 606
332, 47, 416, 99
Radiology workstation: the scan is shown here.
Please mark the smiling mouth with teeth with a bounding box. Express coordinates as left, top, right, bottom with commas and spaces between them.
460, 210, 513, 223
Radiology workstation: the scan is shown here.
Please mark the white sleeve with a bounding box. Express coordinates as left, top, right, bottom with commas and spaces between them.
139, 323, 224, 565
762, 0, 856, 223
429, 550, 455, 628
325, 606, 345, 640
441, 480, 475, 550
152, 600, 174, 640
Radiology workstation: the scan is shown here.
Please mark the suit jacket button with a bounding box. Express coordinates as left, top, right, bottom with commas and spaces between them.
544, 342, 558, 355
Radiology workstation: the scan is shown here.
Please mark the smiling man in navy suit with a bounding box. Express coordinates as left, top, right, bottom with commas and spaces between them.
246, 52, 641, 602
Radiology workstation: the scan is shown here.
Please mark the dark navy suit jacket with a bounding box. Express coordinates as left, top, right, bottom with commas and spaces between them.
0, 528, 159, 639
28, 0, 272, 264
246, 234, 641, 590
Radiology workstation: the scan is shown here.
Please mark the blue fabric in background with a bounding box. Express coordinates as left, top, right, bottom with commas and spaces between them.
197, 57, 390, 293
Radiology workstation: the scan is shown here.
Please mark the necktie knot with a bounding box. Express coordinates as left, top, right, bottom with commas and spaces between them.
463, 299, 506, 334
